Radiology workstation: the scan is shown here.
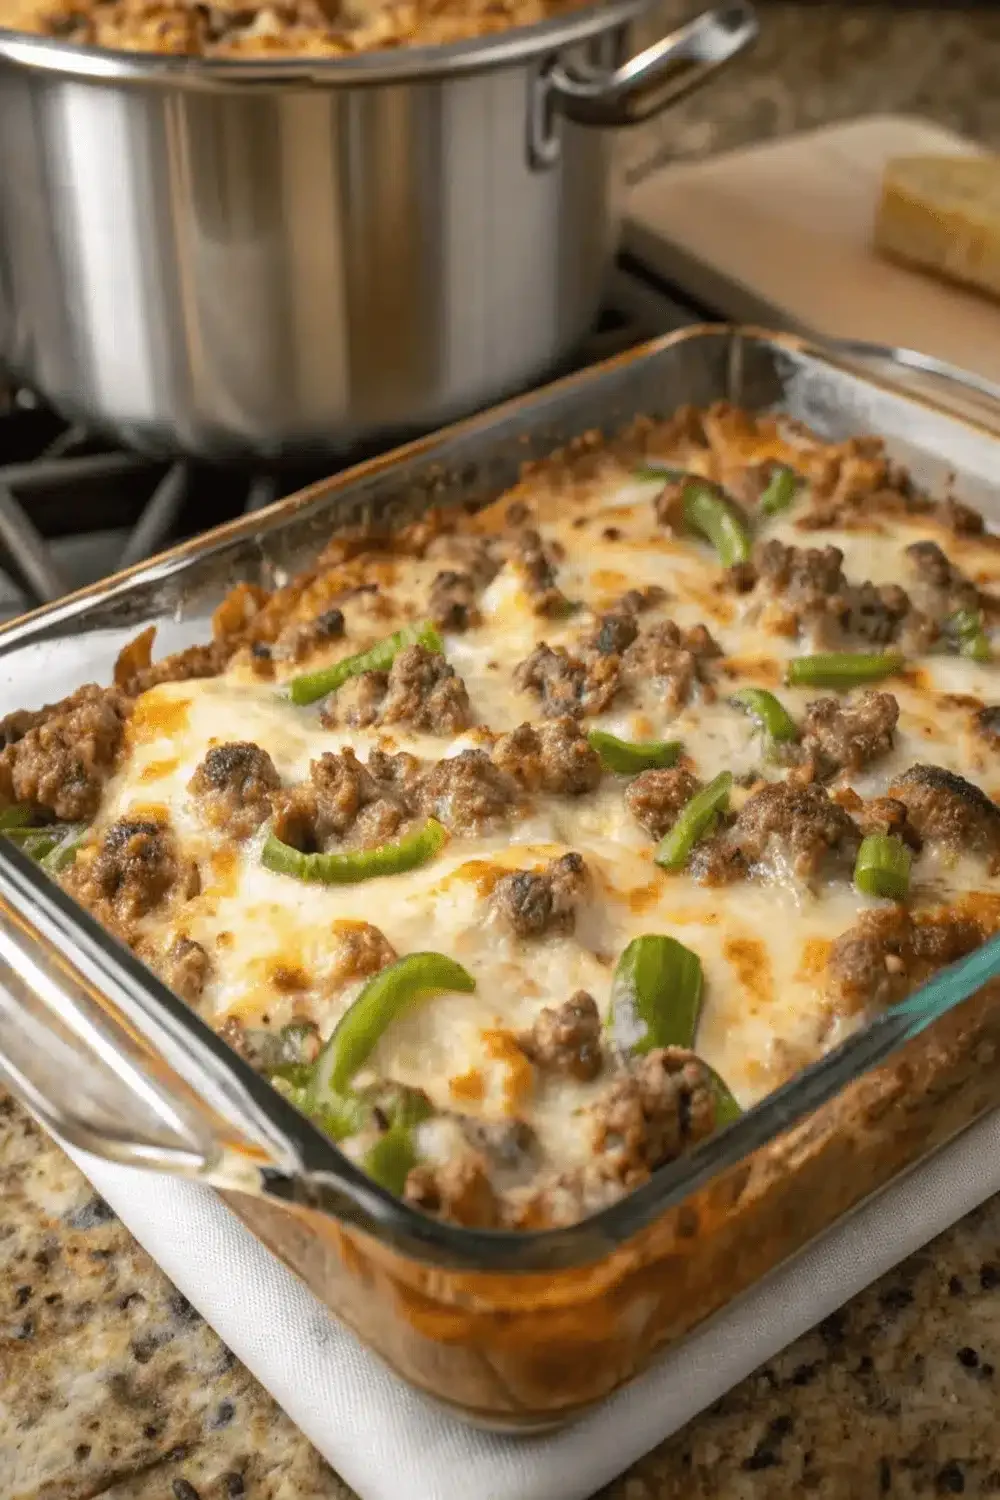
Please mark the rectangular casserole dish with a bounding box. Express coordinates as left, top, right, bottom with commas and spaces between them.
4, 324, 1000, 1432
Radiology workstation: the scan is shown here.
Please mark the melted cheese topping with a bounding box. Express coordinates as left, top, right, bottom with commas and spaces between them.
84, 435, 1000, 1170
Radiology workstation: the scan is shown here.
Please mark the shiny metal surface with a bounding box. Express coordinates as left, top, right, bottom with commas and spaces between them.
826, 337, 1000, 410
0, 3, 755, 459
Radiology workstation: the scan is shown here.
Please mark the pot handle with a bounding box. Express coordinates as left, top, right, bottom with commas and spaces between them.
546, 1, 757, 132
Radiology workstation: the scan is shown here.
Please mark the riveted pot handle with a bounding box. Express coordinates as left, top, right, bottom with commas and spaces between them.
550, 1, 757, 130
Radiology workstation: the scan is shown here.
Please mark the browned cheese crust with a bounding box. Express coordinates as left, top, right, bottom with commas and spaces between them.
6, 398, 1000, 1241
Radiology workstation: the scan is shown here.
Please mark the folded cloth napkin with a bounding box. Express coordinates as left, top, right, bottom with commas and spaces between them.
65, 1111, 1000, 1500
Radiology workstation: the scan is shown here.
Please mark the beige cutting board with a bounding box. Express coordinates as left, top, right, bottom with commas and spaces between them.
623, 115, 1000, 418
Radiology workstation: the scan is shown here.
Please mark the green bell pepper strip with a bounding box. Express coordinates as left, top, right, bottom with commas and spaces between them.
358, 1083, 436, 1193
263, 1021, 322, 1087
274, 1057, 433, 1152
308, 952, 476, 1105
275, 1079, 371, 1141
758, 463, 800, 517
705, 1065, 742, 1127
362, 1126, 419, 1195
313, 1092, 372, 1141
41, 825, 87, 873
288, 620, 444, 707
654, 771, 733, 872
948, 608, 991, 664
0, 805, 35, 832
786, 651, 904, 690
262, 819, 447, 885
0, 810, 86, 871
682, 480, 752, 568
21, 832, 61, 861
607, 935, 704, 1055
587, 730, 682, 774
729, 686, 798, 743
361, 1080, 434, 1131
853, 834, 912, 901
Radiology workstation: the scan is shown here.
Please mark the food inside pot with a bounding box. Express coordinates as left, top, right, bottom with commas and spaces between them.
4, 399, 1000, 1230
0, 0, 598, 58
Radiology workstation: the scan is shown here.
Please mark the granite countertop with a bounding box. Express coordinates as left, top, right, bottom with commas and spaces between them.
623, 0, 1000, 177
7, 1092, 1000, 1500
8, 4, 1000, 1498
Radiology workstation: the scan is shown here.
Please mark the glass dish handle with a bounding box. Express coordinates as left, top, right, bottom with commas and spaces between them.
0, 838, 403, 1239
0, 881, 221, 1174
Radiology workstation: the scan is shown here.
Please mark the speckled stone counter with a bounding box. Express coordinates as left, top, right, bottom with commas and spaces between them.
7, 1090, 1000, 1500
9, 5, 1000, 1497
622, 0, 1000, 178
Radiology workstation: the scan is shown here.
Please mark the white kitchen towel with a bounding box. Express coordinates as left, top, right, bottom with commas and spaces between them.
66, 1114, 1000, 1500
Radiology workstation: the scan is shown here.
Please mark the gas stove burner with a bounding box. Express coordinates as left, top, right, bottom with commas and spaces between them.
0, 265, 702, 623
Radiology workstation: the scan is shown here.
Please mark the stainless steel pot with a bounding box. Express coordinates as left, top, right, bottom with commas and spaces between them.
0, 2, 755, 459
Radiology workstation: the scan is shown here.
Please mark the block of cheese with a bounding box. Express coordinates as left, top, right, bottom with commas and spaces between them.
874, 155, 1000, 302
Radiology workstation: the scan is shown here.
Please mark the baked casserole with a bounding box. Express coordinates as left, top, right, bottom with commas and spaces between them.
4, 397, 1000, 1246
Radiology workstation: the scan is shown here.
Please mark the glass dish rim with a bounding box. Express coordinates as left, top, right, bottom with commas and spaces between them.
3, 321, 1000, 1275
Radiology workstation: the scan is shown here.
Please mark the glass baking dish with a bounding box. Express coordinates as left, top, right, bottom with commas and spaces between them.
3, 324, 1000, 1433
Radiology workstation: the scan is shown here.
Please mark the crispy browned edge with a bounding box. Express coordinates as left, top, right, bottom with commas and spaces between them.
20, 401, 1000, 1426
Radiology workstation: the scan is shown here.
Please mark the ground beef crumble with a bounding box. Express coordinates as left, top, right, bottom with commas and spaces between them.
500, 1047, 719, 1229
188, 741, 281, 839
125, 641, 233, 696
794, 437, 908, 529
621, 619, 721, 708
0, 685, 129, 821
695, 781, 861, 884
625, 768, 701, 840
589, 1047, 716, 1180
797, 691, 899, 781
750, 541, 933, 649
826, 907, 984, 1016
513, 642, 621, 718
427, 569, 480, 631
514, 613, 719, 721
491, 718, 602, 796
272, 746, 517, 846
832, 788, 920, 848
424, 532, 501, 588
412, 749, 517, 834
905, 539, 983, 619
67, 817, 199, 929
756, 539, 846, 604
269, 607, 346, 665
330, 922, 398, 985
888, 765, 1000, 860
492, 852, 589, 939
508, 528, 574, 617
321, 644, 472, 734
518, 991, 602, 1081
156, 936, 212, 1004
587, 610, 638, 656
271, 749, 414, 852
405, 1153, 500, 1229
